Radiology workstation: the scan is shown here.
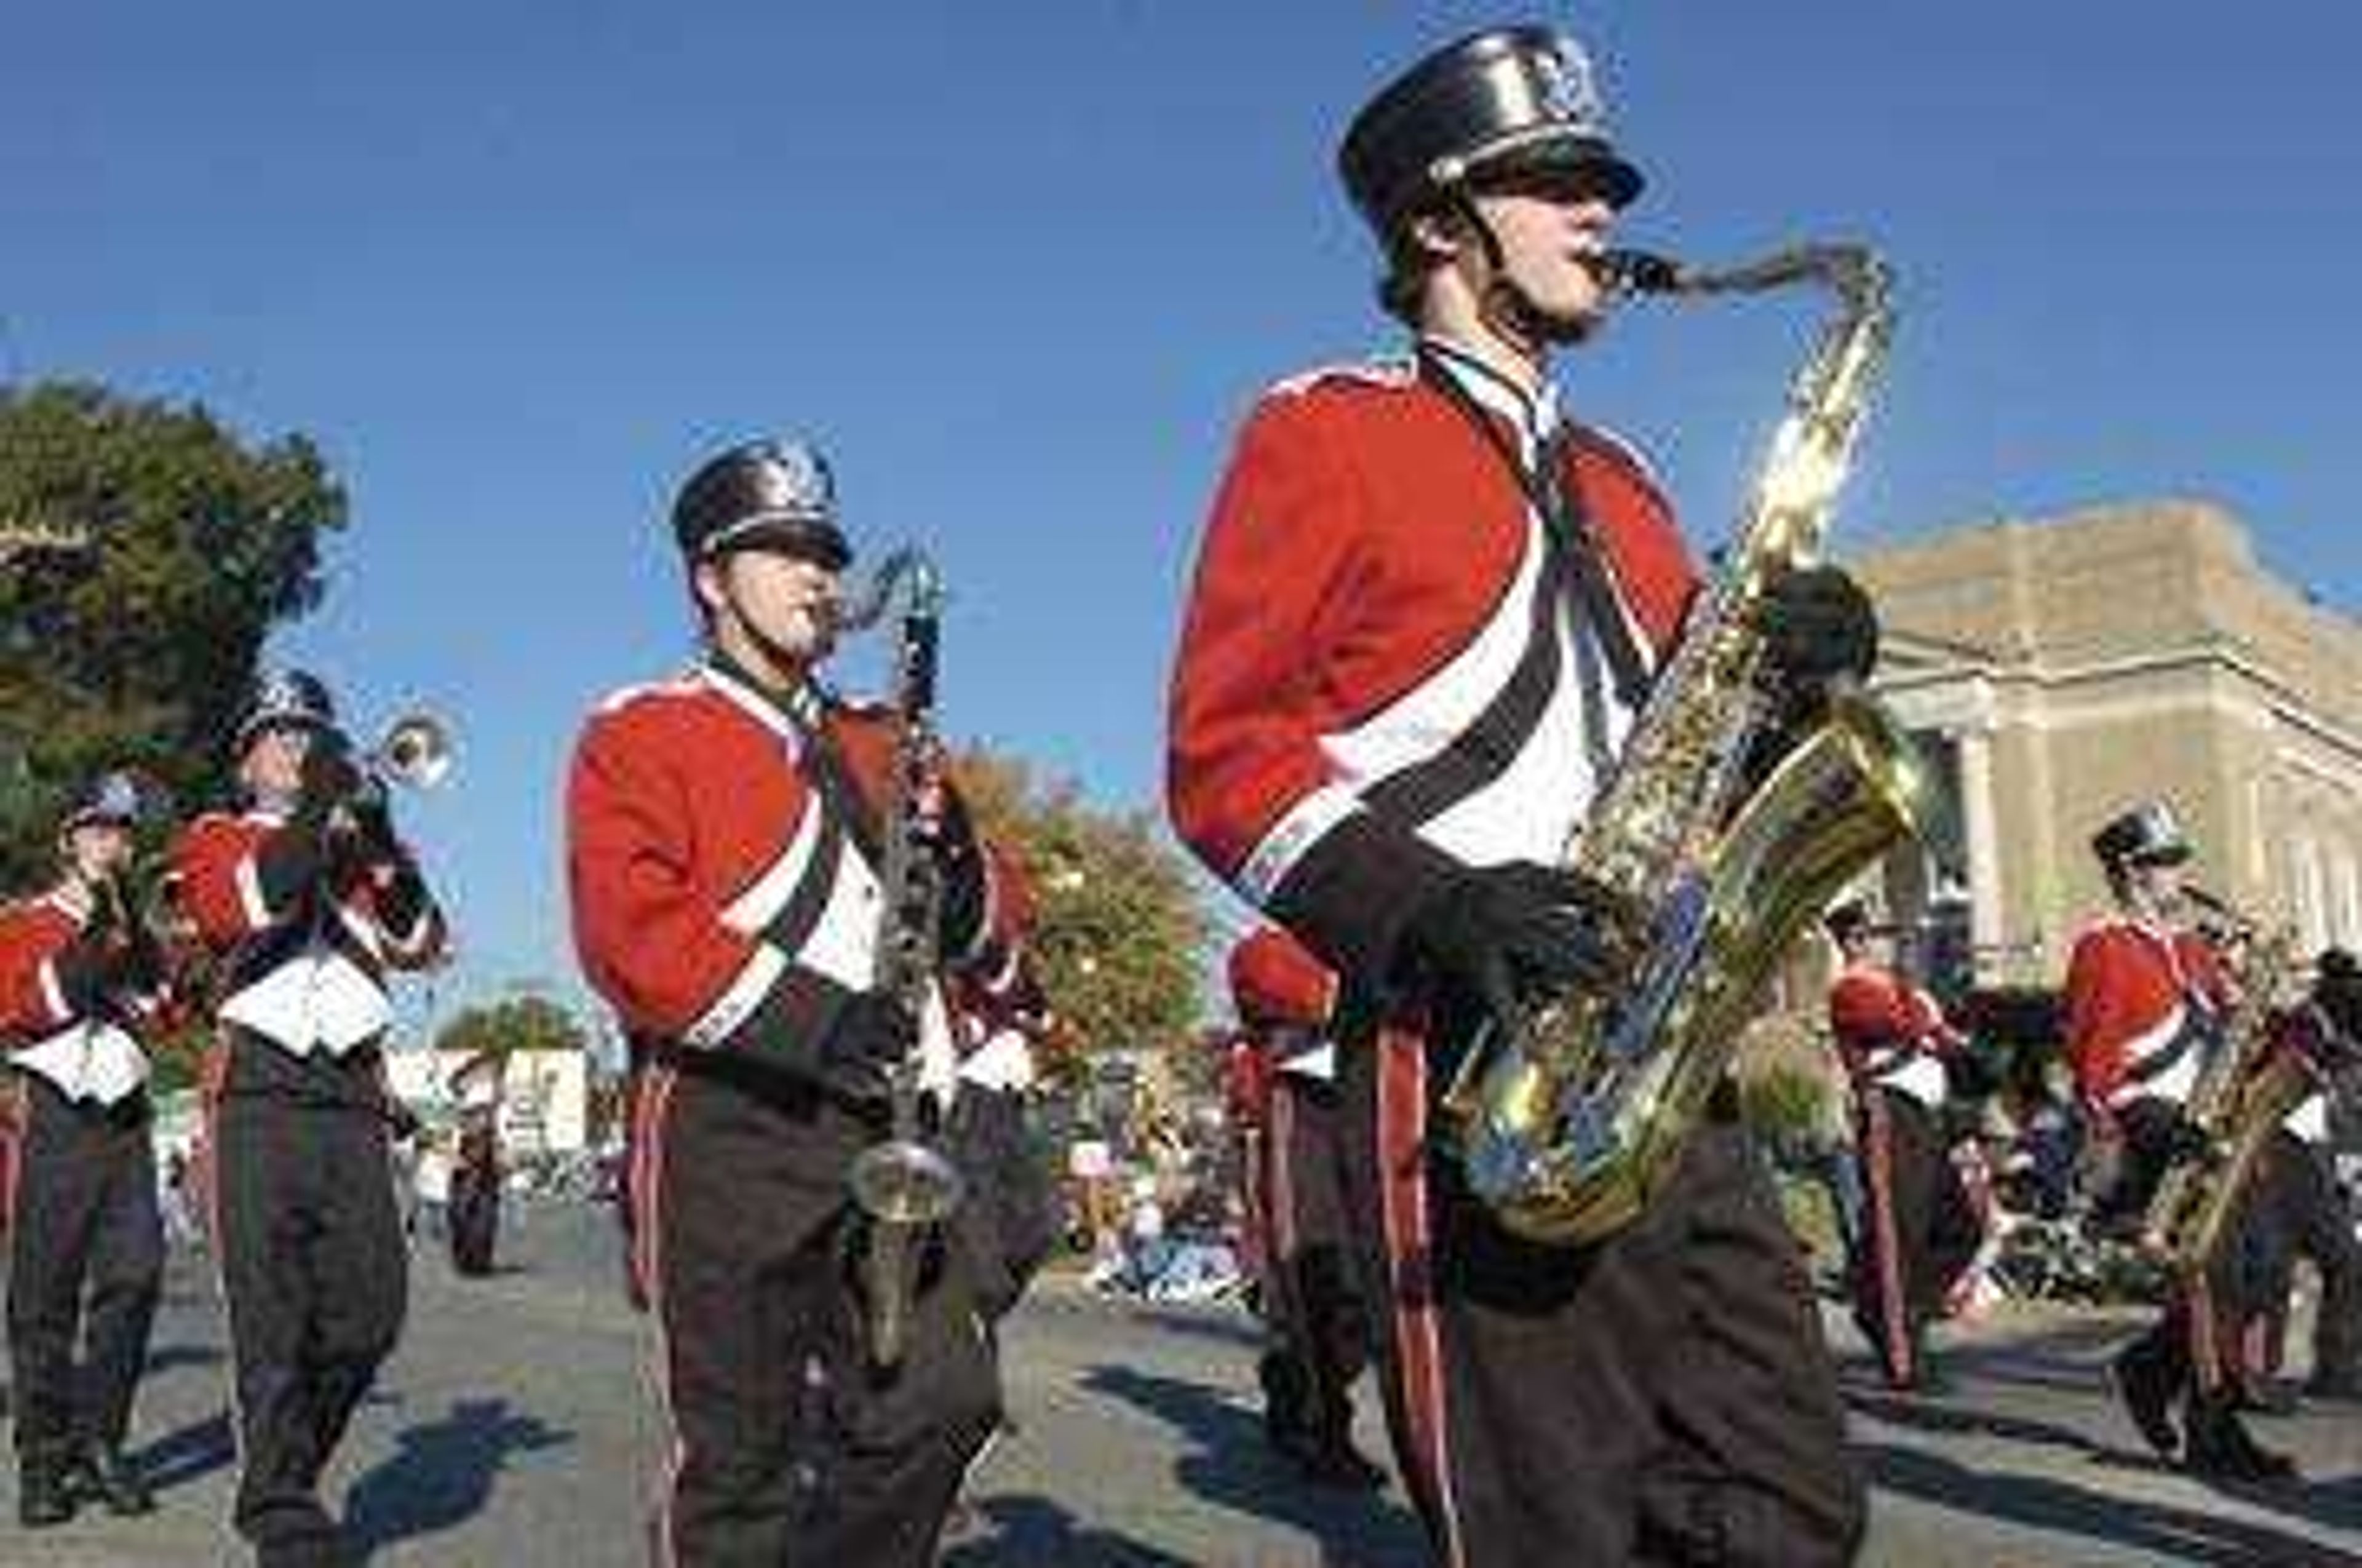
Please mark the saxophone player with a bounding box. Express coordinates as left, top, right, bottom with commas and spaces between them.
1167, 26, 1875, 1564
568, 436, 1028, 1566
170, 668, 449, 1564
2064, 800, 2296, 1481
0, 771, 170, 1527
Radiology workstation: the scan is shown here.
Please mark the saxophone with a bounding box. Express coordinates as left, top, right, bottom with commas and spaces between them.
2141, 920, 2311, 1273
838, 546, 966, 1372
1447, 244, 1946, 1246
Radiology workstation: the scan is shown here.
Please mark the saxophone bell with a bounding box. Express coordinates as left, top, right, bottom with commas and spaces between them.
848, 1133, 966, 1370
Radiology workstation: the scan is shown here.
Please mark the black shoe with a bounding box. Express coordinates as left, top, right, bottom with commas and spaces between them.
1299, 1437, 1390, 1492
73, 1443, 156, 1516
2186, 1403, 2299, 1484
2110, 1344, 2180, 1459
18, 1461, 78, 1528
1900, 1360, 1958, 1397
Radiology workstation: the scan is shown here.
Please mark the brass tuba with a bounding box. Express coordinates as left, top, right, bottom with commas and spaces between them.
836, 547, 966, 1372
1445, 244, 1946, 1246
2140, 918, 2313, 1273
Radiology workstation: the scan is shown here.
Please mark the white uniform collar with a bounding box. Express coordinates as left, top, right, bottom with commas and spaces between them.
1420, 333, 1563, 456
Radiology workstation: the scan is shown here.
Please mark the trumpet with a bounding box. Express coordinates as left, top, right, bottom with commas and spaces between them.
360, 710, 455, 792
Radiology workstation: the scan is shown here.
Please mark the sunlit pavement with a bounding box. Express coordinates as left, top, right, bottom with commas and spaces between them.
4, 1204, 2357, 1565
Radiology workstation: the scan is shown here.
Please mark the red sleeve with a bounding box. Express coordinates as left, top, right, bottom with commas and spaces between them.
0, 905, 71, 1037
2064, 929, 2134, 1107
567, 708, 793, 1043
1169, 393, 1369, 880
172, 814, 279, 952
1227, 928, 1337, 1030
1167, 392, 1460, 988
1827, 969, 1911, 1068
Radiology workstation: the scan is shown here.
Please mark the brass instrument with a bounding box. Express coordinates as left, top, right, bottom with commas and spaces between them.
363, 710, 455, 792
838, 547, 965, 1372
2141, 920, 2312, 1273
1446, 243, 1945, 1246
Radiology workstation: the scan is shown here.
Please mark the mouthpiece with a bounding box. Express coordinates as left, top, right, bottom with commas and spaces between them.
1594, 249, 1685, 298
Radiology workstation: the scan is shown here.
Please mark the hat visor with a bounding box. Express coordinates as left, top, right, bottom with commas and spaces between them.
234, 713, 332, 754
1466, 131, 1644, 209
700, 516, 851, 570
2129, 843, 2194, 868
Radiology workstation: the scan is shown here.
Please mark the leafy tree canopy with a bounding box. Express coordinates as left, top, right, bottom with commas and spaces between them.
952, 746, 1211, 1080
1, 380, 345, 885
433, 993, 589, 1061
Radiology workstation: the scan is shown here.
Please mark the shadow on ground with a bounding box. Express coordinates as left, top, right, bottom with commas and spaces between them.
135, 1409, 236, 1492
942, 1494, 1199, 1566
1080, 1363, 1426, 1567
344, 1396, 571, 1559
1864, 1442, 2362, 1566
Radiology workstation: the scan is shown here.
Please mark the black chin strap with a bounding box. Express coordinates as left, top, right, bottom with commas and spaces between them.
1453, 193, 1595, 350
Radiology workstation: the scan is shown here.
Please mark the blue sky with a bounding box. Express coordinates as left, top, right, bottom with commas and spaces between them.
7, 3, 2358, 1023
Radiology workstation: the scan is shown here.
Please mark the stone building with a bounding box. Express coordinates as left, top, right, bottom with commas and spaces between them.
1848, 499, 2362, 982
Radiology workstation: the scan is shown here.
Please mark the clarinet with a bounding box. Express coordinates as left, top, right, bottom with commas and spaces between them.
838, 547, 966, 1372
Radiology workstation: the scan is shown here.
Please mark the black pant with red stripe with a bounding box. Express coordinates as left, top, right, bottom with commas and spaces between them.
2243, 1128, 2360, 1391
1260, 1072, 1374, 1462
1339, 1030, 1864, 1566
636, 1052, 1000, 1567
211, 1033, 407, 1566
5, 1078, 163, 1469
1849, 1086, 1981, 1388
2108, 1096, 2272, 1408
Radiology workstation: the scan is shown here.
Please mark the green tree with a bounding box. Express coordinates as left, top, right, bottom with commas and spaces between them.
432, 993, 589, 1061
952, 746, 1211, 1083
1, 380, 345, 884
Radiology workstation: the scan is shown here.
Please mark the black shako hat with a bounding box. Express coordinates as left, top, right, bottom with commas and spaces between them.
60, 770, 143, 833
669, 437, 853, 570
234, 667, 339, 754
1339, 25, 1644, 239
2091, 800, 2194, 870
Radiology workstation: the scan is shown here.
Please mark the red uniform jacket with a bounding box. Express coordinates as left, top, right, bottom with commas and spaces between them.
1228, 925, 1340, 1081
2064, 915, 2229, 1111
1169, 347, 1699, 994
1827, 962, 1958, 1109
0, 888, 163, 1104
172, 806, 446, 1058
1228, 927, 1337, 1032
568, 661, 1017, 1075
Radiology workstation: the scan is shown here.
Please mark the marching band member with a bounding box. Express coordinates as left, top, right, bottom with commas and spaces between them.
1227, 926, 1386, 1490
171, 669, 449, 1564
2245, 948, 2361, 1404
1824, 899, 1981, 1393
2064, 800, 2294, 1481
0, 771, 169, 1526
938, 848, 1057, 1331
1167, 26, 1871, 1562
570, 436, 1027, 1566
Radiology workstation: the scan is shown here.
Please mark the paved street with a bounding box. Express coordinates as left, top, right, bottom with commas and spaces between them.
5, 1202, 2360, 1565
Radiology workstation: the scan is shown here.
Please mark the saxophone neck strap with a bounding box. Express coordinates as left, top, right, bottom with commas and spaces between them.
1416, 349, 1653, 709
